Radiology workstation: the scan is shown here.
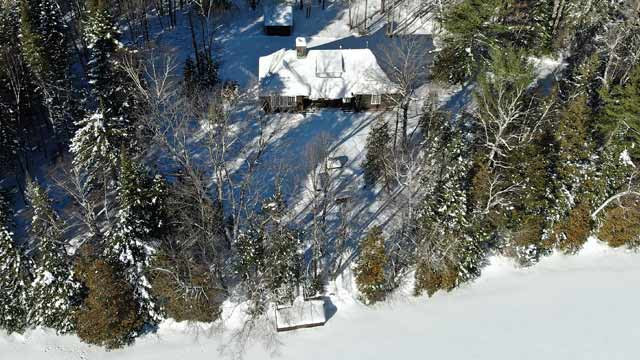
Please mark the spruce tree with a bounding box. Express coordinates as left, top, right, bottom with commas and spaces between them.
363, 120, 391, 187
71, 0, 136, 183
70, 112, 121, 186
549, 95, 596, 253
25, 179, 79, 333
74, 244, 143, 349
19, 0, 74, 142
0, 3, 27, 175
0, 196, 28, 334
590, 93, 640, 249
355, 226, 388, 304
506, 134, 554, 264
433, 0, 579, 84
105, 153, 167, 325
85, 0, 127, 112
261, 190, 301, 304
415, 129, 483, 296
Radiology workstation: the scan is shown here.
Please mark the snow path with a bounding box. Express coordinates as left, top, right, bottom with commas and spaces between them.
2, 239, 639, 359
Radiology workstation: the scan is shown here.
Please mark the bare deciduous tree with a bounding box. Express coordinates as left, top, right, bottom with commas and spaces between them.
376, 37, 429, 149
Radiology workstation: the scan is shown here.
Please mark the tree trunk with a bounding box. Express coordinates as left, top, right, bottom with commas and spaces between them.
188, 11, 200, 68
402, 103, 408, 148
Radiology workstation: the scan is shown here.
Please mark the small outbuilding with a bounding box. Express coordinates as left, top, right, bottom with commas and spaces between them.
275, 297, 326, 332
264, 3, 293, 36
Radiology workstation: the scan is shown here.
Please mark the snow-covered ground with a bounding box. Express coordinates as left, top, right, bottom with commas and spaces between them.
1, 2, 625, 358
149, 0, 434, 87
2, 239, 638, 359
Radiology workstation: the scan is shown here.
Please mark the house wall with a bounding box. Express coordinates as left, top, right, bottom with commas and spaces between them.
355, 94, 397, 111
261, 94, 397, 113
261, 95, 300, 112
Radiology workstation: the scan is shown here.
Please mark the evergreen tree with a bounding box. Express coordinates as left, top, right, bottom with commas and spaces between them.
363, 120, 391, 187
548, 95, 596, 253
74, 244, 143, 349
70, 112, 121, 186
19, 0, 75, 142
355, 226, 388, 304
0, 195, 28, 333
105, 153, 167, 325
598, 62, 640, 159
505, 132, 554, 264
415, 130, 483, 296
433, 0, 544, 84
433, 0, 587, 84
597, 197, 640, 249
234, 227, 267, 314
261, 190, 301, 304
85, 0, 127, 112
71, 0, 137, 183
234, 229, 265, 284
0, 3, 28, 176
591, 97, 640, 249
0, 110, 19, 174
25, 179, 79, 333
0, 191, 11, 226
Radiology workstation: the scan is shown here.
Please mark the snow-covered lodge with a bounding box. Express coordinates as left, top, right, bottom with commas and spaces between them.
258, 38, 398, 112
264, 3, 293, 36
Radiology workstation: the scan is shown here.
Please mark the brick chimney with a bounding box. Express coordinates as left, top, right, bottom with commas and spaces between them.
296, 37, 307, 58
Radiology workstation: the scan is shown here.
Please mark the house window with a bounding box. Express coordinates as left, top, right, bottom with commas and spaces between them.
342, 97, 352, 104
274, 96, 295, 108
371, 94, 382, 105
280, 96, 295, 107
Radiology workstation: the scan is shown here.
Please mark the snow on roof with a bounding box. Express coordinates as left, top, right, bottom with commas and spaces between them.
316, 51, 344, 77
264, 3, 293, 27
275, 298, 326, 331
259, 48, 397, 100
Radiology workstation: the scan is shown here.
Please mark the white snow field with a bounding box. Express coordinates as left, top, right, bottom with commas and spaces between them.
1, 2, 634, 359
2, 239, 639, 360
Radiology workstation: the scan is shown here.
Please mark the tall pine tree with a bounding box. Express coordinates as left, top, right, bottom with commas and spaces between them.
415, 129, 483, 296
598, 62, 640, 159
71, 0, 136, 184
261, 189, 301, 305
363, 120, 391, 187
0, 194, 29, 333
20, 0, 75, 142
26, 179, 79, 333
105, 152, 167, 325
548, 94, 596, 253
